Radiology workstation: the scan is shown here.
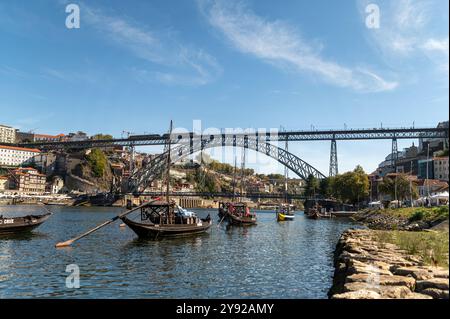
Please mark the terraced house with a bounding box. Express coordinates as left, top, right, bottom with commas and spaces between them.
8, 167, 46, 194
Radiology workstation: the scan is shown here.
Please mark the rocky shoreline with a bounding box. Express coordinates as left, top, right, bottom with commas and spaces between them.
351, 210, 444, 231
329, 229, 449, 299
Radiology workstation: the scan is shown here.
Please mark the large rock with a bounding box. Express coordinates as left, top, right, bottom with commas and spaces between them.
379, 286, 412, 299
379, 275, 416, 290
416, 278, 449, 291
420, 288, 449, 299
404, 292, 433, 299
392, 266, 434, 280
343, 281, 379, 293
348, 262, 393, 276
346, 273, 416, 290
431, 268, 449, 279
332, 290, 381, 299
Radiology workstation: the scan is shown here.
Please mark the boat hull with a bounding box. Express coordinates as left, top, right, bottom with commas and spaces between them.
121, 216, 212, 239
227, 213, 257, 226
277, 212, 295, 221
0, 213, 51, 235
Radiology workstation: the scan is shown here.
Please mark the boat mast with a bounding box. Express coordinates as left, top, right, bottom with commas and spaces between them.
232, 156, 237, 201
240, 147, 246, 201
165, 120, 173, 204
284, 137, 289, 204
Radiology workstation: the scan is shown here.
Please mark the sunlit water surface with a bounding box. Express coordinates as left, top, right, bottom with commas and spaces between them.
0, 205, 357, 298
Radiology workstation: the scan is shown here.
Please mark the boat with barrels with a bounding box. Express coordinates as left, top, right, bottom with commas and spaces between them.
218, 202, 257, 226
0, 212, 52, 235
121, 200, 212, 239
305, 203, 332, 219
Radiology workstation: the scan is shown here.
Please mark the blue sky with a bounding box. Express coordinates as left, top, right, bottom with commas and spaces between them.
0, 0, 448, 176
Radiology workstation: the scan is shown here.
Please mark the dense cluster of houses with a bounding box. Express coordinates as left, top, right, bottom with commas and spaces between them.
368, 121, 449, 207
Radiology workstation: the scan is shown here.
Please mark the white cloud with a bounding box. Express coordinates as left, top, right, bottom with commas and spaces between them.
82, 4, 222, 86
422, 38, 449, 53
358, 0, 449, 76
200, 0, 397, 92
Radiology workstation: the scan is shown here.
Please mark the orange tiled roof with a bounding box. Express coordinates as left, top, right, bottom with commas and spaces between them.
0, 145, 41, 153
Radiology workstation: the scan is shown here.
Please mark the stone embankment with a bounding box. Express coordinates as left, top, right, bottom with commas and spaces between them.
329, 229, 449, 299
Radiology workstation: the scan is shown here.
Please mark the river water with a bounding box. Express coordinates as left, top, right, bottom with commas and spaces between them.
0, 205, 356, 299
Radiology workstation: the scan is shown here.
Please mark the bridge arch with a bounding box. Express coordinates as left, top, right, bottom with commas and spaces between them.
128, 135, 326, 193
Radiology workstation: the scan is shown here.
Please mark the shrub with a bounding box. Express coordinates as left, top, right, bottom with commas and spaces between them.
408, 210, 426, 222
86, 149, 108, 177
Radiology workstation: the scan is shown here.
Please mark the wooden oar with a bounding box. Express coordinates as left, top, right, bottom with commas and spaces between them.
55, 201, 153, 248
217, 214, 227, 228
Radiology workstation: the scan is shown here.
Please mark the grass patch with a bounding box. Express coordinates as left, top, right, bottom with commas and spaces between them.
363, 206, 449, 223
374, 230, 449, 268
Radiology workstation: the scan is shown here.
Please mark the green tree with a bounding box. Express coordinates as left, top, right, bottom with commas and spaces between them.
92, 134, 113, 140
379, 174, 418, 202
330, 166, 369, 204
304, 174, 320, 198
86, 148, 108, 177
319, 177, 333, 198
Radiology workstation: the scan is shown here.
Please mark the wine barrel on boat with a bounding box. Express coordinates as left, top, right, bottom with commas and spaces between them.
0, 212, 52, 235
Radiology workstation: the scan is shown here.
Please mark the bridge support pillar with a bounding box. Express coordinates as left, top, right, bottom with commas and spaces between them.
391, 138, 398, 170
329, 139, 338, 177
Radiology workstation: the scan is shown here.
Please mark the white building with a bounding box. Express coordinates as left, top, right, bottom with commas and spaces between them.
0, 124, 16, 144
0, 145, 41, 167
49, 176, 65, 194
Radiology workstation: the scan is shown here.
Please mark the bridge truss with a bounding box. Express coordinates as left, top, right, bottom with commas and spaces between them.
127, 134, 327, 193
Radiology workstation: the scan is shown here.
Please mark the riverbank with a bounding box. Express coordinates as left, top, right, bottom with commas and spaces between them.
351, 206, 449, 231
329, 228, 449, 299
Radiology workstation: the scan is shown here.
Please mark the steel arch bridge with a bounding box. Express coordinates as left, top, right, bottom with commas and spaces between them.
128, 134, 326, 193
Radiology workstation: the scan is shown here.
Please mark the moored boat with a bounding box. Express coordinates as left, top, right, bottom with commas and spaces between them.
121, 120, 212, 240
276, 139, 295, 222
121, 200, 212, 239
218, 202, 257, 226
276, 204, 295, 221
305, 204, 332, 219
0, 212, 52, 235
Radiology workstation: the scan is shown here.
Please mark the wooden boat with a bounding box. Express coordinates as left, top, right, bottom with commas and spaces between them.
217, 152, 257, 226
305, 204, 332, 220
121, 121, 212, 240
218, 202, 257, 226
0, 212, 51, 235
276, 204, 295, 221
121, 200, 211, 239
